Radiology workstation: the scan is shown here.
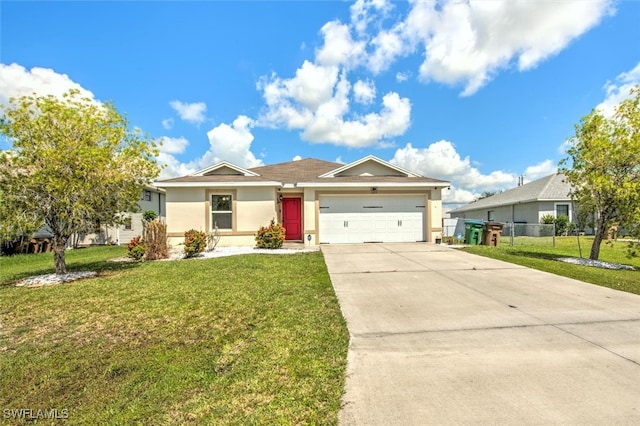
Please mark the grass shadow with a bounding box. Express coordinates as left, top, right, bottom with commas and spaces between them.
504, 249, 566, 261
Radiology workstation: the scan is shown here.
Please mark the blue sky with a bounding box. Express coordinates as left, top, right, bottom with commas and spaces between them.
1, 0, 639, 206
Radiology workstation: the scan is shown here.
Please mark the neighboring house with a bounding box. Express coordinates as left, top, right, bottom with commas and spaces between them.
155, 155, 450, 246
448, 173, 573, 224
72, 185, 166, 246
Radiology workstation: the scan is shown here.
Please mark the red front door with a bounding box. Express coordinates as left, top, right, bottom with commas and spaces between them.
282, 198, 302, 240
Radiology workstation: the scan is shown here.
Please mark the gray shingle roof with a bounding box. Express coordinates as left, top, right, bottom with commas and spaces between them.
450, 173, 572, 213
157, 158, 449, 185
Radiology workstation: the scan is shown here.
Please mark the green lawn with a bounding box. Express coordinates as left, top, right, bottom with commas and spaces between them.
462, 236, 640, 295
0, 247, 349, 424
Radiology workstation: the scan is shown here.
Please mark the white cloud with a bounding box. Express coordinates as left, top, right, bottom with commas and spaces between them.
353, 79, 376, 105
350, 0, 393, 35
157, 136, 189, 155
597, 61, 640, 117
523, 159, 557, 182
367, 25, 411, 74
316, 20, 366, 68
292, 155, 302, 161
360, 0, 614, 95
0, 62, 97, 106
415, 0, 613, 95
258, 64, 410, 147
161, 117, 174, 130
157, 116, 263, 179
203, 115, 263, 168
443, 185, 480, 204
390, 140, 518, 202
302, 90, 410, 147
169, 100, 207, 124
156, 152, 197, 179
396, 71, 410, 82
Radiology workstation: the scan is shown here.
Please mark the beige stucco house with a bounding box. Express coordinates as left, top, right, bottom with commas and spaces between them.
155, 155, 450, 246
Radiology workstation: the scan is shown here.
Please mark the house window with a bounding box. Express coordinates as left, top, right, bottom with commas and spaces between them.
211, 194, 232, 230
487, 210, 495, 221
124, 217, 132, 230
142, 190, 152, 202
556, 204, 569, 218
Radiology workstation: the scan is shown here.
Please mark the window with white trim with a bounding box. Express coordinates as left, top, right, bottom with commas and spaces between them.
211, 194, 232, 230
487, 210, 494, 221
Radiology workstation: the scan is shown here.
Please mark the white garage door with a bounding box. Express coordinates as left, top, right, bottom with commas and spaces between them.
319, 195, 426, 243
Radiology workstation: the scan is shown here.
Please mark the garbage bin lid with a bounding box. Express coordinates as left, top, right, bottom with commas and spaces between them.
464, 219, 485, 225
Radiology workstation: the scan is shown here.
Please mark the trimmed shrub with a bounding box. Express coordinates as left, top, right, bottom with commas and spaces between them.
127, 236, 146, 260
255, 218, 286, 249
142, 210, 158, 222
540, 214, 555, 225
184, 229, 207, 258
145, 219, 168, 260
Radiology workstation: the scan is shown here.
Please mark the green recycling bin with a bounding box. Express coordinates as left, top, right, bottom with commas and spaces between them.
464, 220, 485, 245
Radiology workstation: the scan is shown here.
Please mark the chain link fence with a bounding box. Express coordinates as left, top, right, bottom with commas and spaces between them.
502, 223, 557, 247
443, 218, 559, 246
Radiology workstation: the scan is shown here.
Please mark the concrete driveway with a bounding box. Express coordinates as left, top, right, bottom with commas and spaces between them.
322, 243, 640, 425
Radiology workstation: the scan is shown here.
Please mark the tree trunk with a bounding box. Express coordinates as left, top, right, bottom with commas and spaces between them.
589, 213, 606, 260
52, 235, 68, 275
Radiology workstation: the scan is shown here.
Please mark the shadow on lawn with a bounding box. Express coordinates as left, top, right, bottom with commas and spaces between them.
0, 257, 142, 287
504, 250, 565, 261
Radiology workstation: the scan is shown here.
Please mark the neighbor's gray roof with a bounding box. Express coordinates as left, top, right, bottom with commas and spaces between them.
158, 158, 448, 185
450, 173, 572, 213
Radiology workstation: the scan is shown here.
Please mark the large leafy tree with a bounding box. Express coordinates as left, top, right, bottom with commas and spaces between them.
560, 86, 640, 260
0, 90, 160, 274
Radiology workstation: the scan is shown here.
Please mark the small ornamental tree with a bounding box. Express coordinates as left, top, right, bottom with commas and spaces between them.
0, 90, 159, 274
560, 85, 640, 260
255, 218, 286, 249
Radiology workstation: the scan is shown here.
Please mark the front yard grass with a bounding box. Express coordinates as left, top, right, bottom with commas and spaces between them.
0, 247, 349, 424
462, 236, 640, 295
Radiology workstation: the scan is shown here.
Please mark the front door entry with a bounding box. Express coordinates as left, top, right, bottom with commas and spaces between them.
282, 198, 302, 240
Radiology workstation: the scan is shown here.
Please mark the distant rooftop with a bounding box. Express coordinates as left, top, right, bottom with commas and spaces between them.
450, 173, 572, 213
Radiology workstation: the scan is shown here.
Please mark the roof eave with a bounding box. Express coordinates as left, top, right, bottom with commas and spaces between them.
297, 181, 449, 188
154, 181, 281, 188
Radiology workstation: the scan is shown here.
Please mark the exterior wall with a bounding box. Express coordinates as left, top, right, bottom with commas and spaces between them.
303, 188, 318, 245
429, 188, 444, 242
166, 187, 278, 247
236, 188, 278, 232
166, 188, 206, 246
74, 189, 166, 246
450, 201, 542, 224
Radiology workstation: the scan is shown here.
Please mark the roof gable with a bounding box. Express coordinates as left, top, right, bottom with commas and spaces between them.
192, 161, 259, 177
320, 155, 420, 178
